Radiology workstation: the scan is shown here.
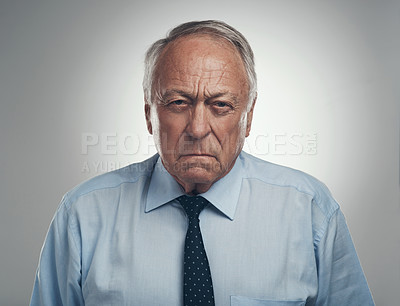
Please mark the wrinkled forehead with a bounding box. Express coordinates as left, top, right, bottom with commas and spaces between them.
153, 34, 248, 87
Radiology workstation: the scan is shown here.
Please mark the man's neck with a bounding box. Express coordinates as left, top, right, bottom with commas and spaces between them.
179, 181, 213, 195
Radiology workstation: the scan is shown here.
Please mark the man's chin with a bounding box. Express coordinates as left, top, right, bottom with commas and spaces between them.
162, 157, 225, 188
175, 156, 218, 171
178, 155, 217, 164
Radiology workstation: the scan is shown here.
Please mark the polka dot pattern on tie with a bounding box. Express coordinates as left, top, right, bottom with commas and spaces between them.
177, 195, 215, 306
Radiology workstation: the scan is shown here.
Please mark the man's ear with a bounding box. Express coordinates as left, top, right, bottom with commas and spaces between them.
145, 104, 153, 135
245, 94, 257, 137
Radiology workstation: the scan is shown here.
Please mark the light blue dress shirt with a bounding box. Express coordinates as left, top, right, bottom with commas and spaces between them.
30, 152, 374, 305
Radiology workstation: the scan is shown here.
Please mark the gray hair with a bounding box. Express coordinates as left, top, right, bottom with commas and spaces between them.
143, 20, 257, 109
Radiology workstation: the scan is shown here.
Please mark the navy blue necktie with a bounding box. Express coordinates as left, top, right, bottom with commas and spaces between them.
177, 195, 215, 306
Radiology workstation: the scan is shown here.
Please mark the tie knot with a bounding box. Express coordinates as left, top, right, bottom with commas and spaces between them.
176, 195, 208, 219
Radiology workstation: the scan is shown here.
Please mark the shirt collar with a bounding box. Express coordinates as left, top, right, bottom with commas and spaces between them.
145, 153, 246, 220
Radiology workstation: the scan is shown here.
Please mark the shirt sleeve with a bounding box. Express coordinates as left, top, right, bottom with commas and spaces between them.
314, 208, 374, 305
30, 195, 84, 306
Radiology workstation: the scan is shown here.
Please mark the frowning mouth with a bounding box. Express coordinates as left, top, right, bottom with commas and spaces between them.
179, 154, 216, 158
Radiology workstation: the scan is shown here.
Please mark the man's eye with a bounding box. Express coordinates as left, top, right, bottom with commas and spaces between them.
170, 100, 185, 106
214, 101, 233, 109
215, 102, 228, 107
165, 100, 189, 112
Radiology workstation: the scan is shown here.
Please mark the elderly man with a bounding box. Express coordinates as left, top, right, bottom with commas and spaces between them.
31, 20, 374, 305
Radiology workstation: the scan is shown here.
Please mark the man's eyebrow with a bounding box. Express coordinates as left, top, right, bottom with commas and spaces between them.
161, 90, 239, 104
161, 89, 193, 100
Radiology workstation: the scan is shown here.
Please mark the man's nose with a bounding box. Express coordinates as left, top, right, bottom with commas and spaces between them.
186, 103, 211, 139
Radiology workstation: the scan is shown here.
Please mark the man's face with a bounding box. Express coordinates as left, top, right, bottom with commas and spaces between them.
146, 35, 255, 194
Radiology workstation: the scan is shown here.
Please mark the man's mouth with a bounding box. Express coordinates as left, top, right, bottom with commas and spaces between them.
179, 154, 216, 159
184, 153, 211, 155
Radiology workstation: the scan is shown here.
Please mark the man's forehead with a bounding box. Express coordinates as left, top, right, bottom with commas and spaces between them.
155, 35, 246, 82
157, 34, 241, 67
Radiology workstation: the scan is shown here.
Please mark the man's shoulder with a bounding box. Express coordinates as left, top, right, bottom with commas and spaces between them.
64, 154, 159, 206
240, 151, 339, 216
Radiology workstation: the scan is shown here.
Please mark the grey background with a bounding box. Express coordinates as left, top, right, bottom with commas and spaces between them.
1, 0, 399, 305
